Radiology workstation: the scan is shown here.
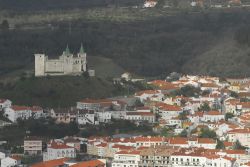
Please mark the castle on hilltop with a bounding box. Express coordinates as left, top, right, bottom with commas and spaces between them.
34, 45, 87, 77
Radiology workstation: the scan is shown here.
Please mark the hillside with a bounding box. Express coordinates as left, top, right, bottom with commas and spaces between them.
1, 4, 250, 78
0, 76, 122, 107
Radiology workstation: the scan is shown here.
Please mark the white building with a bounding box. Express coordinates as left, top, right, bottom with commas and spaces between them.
1, 156, 21, 167
24, 136, 43, 155
0, 99, 11, 111
135, 90, 162, 102
143, 0, 157, 8
43, 141, 76, 161
205, 155, 236, 167
30, 106, 44, 119
4, 105, 32, 122
96, 111, 112, 123
77, 110, 97, 125
202, 111, 225, 122
35, 45, 87, 77
112, 150, 140, 167
157, 104, 183, 120
125, 112, 155, 123
0, 152, 5, 160
227, 128, 250, 147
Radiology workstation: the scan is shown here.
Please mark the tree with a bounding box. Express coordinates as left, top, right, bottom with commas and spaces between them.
225, 113, 234, 121
173, 85, 201, 97
171, 0, 179, 7
1, 20, 9, 31
156, 0, 165, 8
134, 99, 144, 107
178, 112, 188, 120
233, 140, 247, 150
216, 139, 225, 149
179, 129, 188, 137
230, 91, 239, 98
161, 127, 170, 137
199, 128, 216, 139
199, 103, 211, 112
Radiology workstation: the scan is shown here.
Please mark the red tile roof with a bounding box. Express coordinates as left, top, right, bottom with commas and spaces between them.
116, 150, 141, 155
228, 128, 250, 134
70, 160, 105, 167
31, 158, 68, 167
49, 140, 73, 149
198, 138, 216, 144
126, 112, 155, 116
135, 90, 159, 96
0, 99, 7, 103
11, 105, 30, 111
205, 110, 223, 116
225, 150, 246, 154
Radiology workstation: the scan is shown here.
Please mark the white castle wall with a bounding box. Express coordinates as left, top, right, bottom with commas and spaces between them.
34, 49, 87, 77
35, 54, 46, 76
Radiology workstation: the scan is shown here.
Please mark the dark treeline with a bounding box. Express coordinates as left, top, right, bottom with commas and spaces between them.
0, 0, 143, 11
1, 10, 250, 77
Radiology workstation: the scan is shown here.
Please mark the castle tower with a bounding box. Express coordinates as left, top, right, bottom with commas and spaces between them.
63, 44, 71, 55
78, 44, 87, 72
34, 54, 46, 76
62, 45, 74, 74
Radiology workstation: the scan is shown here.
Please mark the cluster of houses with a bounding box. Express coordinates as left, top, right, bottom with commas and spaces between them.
1, 74, 250, 166
86, 135, 250, 167
143, 0, 250, 8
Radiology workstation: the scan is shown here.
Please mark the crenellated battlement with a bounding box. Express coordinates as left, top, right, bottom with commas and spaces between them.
34, 45, 87, 77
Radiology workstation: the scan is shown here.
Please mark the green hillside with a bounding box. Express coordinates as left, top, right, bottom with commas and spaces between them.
0, 76, 122, 107
1, 8, 250, 78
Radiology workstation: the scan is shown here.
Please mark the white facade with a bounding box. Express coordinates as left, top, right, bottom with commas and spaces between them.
160, 110, 182, 121
24, 138, 43, 155
0, 152, 5, 160
43, 144, 76, 161
171, 154, 207, 167
77, 111, 96, 125
205, 157, 235, 167
35, 45, 87, 77
96, 111, 112, 123
202, 112, 225, 122
125, 112, 155, 123
112, 151, 140, 167
227, 129, 250, 147
4, 106, 32, 123
1, 157, 21, 167
0, 99, 11, 111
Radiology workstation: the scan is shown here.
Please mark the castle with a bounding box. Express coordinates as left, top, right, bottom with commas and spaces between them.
35, 45, 87, 77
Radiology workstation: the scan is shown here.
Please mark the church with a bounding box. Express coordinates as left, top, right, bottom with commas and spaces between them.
34, 45, 87, 77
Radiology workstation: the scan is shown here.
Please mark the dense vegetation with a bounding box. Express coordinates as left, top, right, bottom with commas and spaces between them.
1, 8, 250, 78
81, 120, 153, 137
0, 0, 143, 10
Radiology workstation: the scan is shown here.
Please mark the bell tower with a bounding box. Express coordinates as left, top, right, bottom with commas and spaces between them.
78, 44, 87, 72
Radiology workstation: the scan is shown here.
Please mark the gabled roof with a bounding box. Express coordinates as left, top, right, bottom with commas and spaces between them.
228, 128, 250, 134
49, 140, 74, 149
0, 99, 8, 103
135, 90, 160, 96
70, 160, 105, 167
31, 158, 68, 167
116, 150, 141, 155
169, 137, 188, 145
204, 110, 223, 116
126, 112, 154, 116
11, 105, 30, 111
156, 103, 182, 111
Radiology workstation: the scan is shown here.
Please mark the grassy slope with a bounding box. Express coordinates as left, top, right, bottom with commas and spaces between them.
0, 76, 119, 107
88, 56, 125, 78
